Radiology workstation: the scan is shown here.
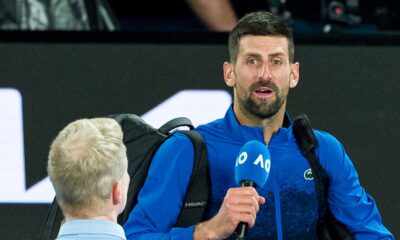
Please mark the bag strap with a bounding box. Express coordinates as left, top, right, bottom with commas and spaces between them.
292, 114, 329, 220
111, 115, 193, 133
175, 130, 210, 227
159, 117, 194, 133
37, 197, 64, 240
292, 114, 353, 239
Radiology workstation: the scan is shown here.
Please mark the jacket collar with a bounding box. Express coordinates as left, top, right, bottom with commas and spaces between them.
221, 105, 293, 144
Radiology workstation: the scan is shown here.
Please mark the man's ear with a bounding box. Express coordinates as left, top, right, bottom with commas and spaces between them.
289, 62, 300, 88
112, 181, 122, 205
223, 62, 235, 87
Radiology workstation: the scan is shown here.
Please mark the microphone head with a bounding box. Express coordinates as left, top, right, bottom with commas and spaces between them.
235, 140, 271, 188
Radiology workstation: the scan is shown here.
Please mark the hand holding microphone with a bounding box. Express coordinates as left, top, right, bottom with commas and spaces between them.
193, 141, 270, 240
234, 140, 271, 240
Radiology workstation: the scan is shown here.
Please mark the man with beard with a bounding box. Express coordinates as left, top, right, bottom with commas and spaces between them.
123, 11, 393, 239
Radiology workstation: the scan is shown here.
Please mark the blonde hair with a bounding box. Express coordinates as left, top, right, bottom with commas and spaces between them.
47, 118, 127, 213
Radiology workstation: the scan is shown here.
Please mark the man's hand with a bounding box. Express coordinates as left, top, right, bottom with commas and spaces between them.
194, 187, 265, 240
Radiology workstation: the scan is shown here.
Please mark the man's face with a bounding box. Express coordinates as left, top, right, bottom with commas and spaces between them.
224, 35, 299, 120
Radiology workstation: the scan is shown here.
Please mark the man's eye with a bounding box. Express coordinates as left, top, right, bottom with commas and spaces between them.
271, 59, 282, 65
247, 59, 258, 64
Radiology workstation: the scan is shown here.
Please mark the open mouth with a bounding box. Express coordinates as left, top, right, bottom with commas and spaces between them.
254, 87, 273, 97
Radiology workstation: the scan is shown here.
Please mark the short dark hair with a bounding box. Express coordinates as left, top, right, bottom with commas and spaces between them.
228, 11, 294, 63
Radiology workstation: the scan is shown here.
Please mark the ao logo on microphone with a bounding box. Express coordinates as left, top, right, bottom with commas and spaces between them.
235, 151, 271, 173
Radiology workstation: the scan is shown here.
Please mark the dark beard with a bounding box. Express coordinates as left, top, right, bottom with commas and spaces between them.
242, 81, 285, 119
243, 95, 284, 119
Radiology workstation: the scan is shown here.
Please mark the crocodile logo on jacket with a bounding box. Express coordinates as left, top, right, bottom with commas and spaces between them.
304, 168, 314, 180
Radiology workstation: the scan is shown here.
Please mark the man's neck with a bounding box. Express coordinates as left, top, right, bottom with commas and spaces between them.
64, 212, 117, 223
233, 106, 285, 144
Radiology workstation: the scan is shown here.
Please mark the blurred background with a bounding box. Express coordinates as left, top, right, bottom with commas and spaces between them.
0, 0, 399, 33
0, 1, 399, 239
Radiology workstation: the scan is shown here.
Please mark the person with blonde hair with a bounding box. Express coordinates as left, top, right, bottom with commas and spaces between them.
48, 118, 130, 240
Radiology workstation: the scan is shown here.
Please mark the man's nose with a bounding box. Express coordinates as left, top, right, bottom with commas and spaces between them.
257, 62, 271, 80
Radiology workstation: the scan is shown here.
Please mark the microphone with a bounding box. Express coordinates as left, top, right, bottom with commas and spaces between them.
234, 140, 271, 240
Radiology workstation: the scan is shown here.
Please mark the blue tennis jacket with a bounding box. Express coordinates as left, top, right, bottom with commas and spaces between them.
124, 107, 393, 239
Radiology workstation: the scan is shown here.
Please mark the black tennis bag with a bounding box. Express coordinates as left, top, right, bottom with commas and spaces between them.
38, 114, 210, 240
